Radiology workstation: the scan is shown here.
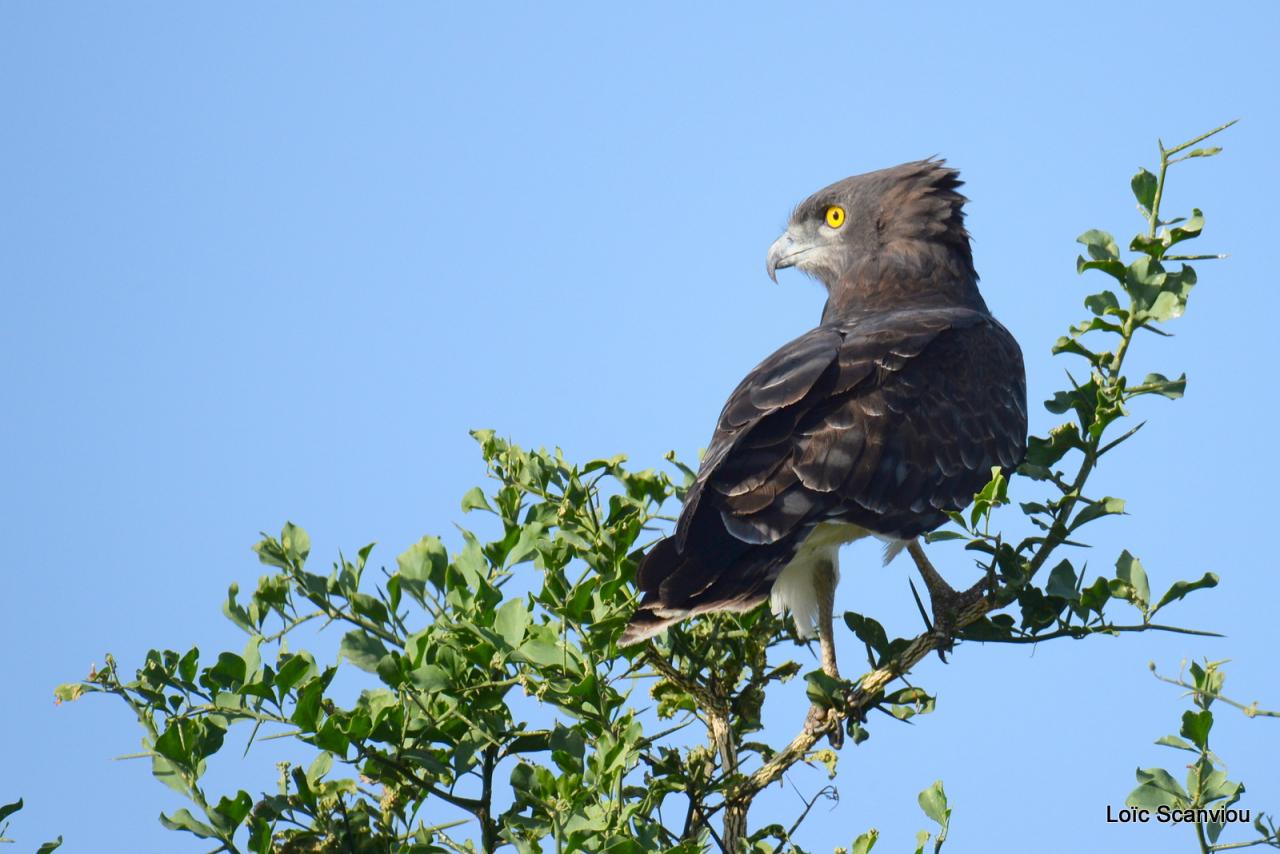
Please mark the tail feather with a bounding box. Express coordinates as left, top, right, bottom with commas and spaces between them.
621, 536, 691, 646
634, 536, 681, 593
618, 609, 685, 647
621, 535, 781, 646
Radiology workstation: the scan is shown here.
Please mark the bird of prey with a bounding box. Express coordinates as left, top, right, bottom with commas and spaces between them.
620, 160, 1027, 699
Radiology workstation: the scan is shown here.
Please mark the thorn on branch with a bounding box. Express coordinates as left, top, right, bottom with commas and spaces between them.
908, 578, 934, 634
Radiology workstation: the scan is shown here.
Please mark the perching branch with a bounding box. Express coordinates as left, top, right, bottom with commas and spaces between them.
733, 589, 993, 804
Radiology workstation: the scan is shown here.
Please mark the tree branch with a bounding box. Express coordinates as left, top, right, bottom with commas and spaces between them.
1151, 669, 1280, 719
645, 650, 729, 716
732, 592, 993, 803
352, 743, 484, 812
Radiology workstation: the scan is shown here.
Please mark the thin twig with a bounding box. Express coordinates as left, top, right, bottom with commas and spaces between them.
1151, 670, 1280, 719
783, 782, 837, 843
970, 623, 1223, 645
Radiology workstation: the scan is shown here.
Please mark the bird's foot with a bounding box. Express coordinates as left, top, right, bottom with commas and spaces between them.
907, 540, 991, 662
804, 703, 844, 749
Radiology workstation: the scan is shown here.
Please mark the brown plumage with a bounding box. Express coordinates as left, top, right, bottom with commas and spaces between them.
621, 161, 1027, 654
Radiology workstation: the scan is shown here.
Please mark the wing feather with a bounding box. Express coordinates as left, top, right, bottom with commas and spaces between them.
629, 305, 1026, 631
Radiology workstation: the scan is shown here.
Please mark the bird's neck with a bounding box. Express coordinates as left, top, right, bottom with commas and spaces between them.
821, 242, 985, 322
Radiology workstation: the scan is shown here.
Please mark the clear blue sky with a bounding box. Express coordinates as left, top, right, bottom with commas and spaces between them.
3, 4, 1278, 852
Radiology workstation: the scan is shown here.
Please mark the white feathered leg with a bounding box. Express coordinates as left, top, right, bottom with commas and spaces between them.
814, 556, 840, 680
804, 554, 844, 747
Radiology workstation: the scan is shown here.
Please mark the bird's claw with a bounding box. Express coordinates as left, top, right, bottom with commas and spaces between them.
906, 539, 994, 662
804, 704, 845, 749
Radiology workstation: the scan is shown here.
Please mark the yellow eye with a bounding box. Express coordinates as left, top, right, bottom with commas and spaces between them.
825, 205, 846, 228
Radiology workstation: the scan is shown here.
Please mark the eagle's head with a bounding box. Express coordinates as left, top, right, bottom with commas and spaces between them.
766, 160, 980, 313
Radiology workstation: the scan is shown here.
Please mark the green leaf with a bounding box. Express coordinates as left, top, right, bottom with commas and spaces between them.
918, 780, 950, 830
453, 538, 489, 589
158, 808, 218, 839
313, 718, 350, 755
846, 719, 870, 745
150, 755, 190, 796
1078, 229, 1120, 261
211, 791, 253, 833
516, 639, 565, 668
810, 747, 838, 780
1168, 208, 1205, 246
505, 523, 544, 568
1024, 423, 1082, 469
178, 647, 200, 684
1151, 572, 1218, 616
222, 583, 254, 634
207, 652, 247, 689
1044, 379, 1103, 433
0, 798, 23, 823
1114, 550, 1150, 613
1069, 316, 1124, 338
1143, 264, 1197, 323
291, 678, 325, 731
1127, 767, 1190, 810
922, 530, 966, 543
154, 721, 194, 767
1180, 709, 1213, 750
1125, 256, 1167, 310
549, 725, 587, 775
340, 631, 388, 673
1155, 735, 1198, 752
460, 486, 492, 513
885, 687, 936, 720
350, 593, 388, 626
1077, 256, 1127, 281
506, 730, 553, 754
53, 682, 86, 703
1131, 168, 1157, 213
274, 522, 310, 567
1069, 497, 1125, 532
805, 670, 844, 710
1051, 335, 1098, 362
1016, 586, 1061, 632
969, 466, 1008, 527
850, 829, 879, 854
36, 838, 63, 854
307, 752, 333, 788
239, 679, 274, 702
410, 663, 451, 693
843, 612, 890, 657
958, 614, 1015, 642
273, 653, 315, 696
494, 598, 531, 648
1133, 372, 1186, 399
252, 537, 288, 570
1079, 576, 1111, 613
1084, 290, 1125, 317
1045, 560, 1079, 601
397, 536, 448, 584
1200, 769, 1241, 805
1129, 232, 1165, 256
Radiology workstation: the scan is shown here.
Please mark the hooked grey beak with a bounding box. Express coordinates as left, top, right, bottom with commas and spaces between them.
766, 229, 801, 283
